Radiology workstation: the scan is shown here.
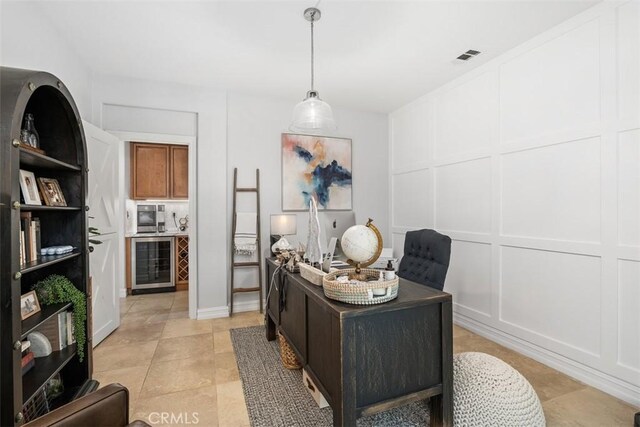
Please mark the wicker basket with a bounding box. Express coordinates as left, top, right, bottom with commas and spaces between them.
298, 262, 326, 286
322, 268, 399, 305
278, 333, 302, 370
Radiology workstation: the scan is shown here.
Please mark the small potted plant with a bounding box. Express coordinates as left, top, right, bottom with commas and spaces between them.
32, 275, 87, 361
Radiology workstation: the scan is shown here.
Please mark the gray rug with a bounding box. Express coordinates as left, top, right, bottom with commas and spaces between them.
230, 325, 430, 426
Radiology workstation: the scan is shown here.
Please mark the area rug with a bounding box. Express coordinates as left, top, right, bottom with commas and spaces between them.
230, 326, 430, 427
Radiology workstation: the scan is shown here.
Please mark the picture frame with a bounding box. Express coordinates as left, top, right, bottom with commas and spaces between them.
21, 290, 41, 320
281, 133, 353, 211
19, 170, 42, 206
37, 178, 67, 207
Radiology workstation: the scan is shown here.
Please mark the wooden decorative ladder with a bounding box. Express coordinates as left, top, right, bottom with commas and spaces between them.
229, 168, 263, 316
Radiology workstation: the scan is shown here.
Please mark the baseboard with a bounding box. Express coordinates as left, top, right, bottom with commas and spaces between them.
119, 288, 127, 298
454, 312, 640, 408
232, 299, 266, 313
197, 305, 229, 319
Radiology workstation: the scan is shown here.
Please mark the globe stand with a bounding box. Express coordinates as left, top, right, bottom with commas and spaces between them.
348, 263, 369, 281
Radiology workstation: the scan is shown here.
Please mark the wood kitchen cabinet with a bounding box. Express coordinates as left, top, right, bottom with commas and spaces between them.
170, 145, 189, 199
130, 142, 188, 200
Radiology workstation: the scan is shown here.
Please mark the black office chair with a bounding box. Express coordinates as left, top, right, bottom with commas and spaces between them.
397, 229, 452, 291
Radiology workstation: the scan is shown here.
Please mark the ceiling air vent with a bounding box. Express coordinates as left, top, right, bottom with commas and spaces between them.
456, 49, 481, 61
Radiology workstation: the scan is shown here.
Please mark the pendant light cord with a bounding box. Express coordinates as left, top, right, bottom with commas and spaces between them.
310, 15, 315, 92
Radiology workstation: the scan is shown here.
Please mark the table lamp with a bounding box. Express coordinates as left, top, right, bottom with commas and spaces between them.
271, 214, 297, 253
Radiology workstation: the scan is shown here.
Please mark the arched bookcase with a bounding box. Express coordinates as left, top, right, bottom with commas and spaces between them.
0, 67, 93, 425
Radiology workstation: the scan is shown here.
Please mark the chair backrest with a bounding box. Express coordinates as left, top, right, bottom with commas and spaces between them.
398, 229, 452, 291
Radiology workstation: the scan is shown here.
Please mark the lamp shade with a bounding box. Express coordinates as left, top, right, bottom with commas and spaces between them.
290, 91, 336, 132
270, 214, 297, 236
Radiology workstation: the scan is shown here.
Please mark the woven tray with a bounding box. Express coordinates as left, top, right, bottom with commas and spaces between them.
299, 262, 326, 286
322, 268, 399, 305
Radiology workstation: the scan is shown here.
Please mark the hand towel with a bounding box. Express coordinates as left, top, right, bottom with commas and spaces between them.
235, 212, 257, 255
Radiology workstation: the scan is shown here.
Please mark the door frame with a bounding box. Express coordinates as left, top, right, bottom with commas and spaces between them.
109, 131, 198, 319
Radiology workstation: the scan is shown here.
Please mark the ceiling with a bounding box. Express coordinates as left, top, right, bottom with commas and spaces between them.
33, 0, 598, 113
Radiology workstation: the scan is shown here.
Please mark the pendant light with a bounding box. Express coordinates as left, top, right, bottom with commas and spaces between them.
290, 7, 337, 132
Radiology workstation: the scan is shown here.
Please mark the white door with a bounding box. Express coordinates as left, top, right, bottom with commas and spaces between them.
84, 120, 123, 346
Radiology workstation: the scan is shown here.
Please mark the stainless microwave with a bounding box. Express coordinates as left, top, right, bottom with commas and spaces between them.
137, 205, 157, 233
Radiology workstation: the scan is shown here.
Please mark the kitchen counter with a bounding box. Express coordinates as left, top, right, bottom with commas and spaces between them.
125, 231, 189, 238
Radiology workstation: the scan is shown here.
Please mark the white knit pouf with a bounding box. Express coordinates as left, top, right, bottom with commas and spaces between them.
453, 352, 545, 427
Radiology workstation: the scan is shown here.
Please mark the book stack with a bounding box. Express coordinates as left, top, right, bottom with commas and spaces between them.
21, 340, 35, 376
38, 311, 76, 352
19, 212, 41, 265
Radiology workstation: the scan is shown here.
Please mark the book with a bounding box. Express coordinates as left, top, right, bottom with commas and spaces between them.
21, 351, 34, 368
20, 212, 32, 263
21, 340, 31, 358
66, 312, 75, 345
19, 231, 25, 265
21, 358, 35, 376
58, 312, 67, 348
33, 218, 41, 257
30, 220, 37, 262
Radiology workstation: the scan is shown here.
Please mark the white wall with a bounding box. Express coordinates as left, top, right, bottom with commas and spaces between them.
0, 1, 93, 119
389, 1, 640, 406
92, 74, 227, 317
227, 92, 389, 311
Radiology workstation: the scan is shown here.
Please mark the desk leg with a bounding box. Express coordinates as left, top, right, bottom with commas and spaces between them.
335, 319, 357, 427
333, 403, 356, 427
429, 301, 453, 426
266, 313, 276, 341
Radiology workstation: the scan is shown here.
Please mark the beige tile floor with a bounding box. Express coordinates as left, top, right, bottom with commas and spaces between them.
93, 291, 638, 426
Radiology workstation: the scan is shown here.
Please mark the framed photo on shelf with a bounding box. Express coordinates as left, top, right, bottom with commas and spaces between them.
20, 290, 41, 320
37, 178, 67, 207
19, 170, 42, 206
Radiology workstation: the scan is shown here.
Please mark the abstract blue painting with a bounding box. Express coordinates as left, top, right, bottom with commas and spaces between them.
282, 133, 352, 211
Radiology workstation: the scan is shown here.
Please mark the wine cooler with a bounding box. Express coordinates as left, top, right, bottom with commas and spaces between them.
131, 236, 175, 291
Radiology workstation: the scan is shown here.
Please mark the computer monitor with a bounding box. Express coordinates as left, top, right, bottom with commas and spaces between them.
321, 211, 356, 261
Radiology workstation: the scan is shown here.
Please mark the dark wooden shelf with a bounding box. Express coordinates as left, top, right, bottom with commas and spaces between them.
20, 250, 81, 274
21, 302, 72, 339
20, 205, 81, 212
19, 148, 81, 172
22, 344, 76, 404
2, 68, 91, 425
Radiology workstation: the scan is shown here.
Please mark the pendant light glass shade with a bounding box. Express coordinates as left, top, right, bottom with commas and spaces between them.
290, 7, 336, 133
290, 90, 336, 132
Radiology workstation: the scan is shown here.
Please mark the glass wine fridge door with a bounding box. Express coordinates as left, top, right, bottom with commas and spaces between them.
132, 237, 175, 289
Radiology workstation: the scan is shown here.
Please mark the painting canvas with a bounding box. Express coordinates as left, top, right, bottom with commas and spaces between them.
282, 133, 352, 211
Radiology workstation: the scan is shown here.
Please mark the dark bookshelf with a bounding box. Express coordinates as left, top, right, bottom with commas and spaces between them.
20, 206, 81, 212
19, 148, 81, 172
1, 67, 92, 426
21, 302, 72, 339
20, 251, 81, 274
22, 345, 77, 404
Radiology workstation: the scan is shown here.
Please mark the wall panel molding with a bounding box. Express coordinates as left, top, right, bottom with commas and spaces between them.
388, 0, 640, 406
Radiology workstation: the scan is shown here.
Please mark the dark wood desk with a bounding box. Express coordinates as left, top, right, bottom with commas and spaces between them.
265, 259, 453, 426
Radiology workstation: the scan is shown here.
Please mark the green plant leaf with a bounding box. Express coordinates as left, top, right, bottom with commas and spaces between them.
32, 275, 87, 362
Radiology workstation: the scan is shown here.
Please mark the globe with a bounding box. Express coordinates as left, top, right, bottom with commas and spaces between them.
341, 222, 382, 265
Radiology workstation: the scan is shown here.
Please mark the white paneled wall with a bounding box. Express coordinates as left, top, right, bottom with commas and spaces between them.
389, 1, 640, 405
